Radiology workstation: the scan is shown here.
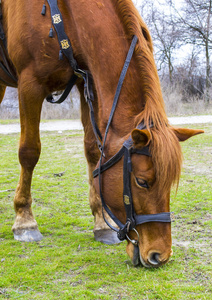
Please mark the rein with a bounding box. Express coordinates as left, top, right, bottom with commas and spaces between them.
44, 0, 173, 244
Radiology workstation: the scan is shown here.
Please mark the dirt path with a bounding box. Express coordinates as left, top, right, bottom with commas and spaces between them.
0, 115, 211, 134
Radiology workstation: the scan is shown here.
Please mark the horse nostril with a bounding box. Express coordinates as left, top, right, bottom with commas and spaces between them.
147, 252, 161, 266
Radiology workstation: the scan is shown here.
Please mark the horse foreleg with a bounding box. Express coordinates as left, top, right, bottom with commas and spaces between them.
12, 72, 44, 242
87, 162, 122, 244
79, 83, 121, 244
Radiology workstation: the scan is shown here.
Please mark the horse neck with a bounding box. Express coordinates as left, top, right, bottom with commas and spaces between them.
65, 1, 167, 142
68, 2, 140, 122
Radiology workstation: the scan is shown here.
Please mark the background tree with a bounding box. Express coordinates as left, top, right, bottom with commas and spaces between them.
167, 0, 212, 102
139, 1, 182, 82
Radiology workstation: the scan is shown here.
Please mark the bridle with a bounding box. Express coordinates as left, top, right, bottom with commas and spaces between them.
93, 122, 172, 244
44, 0, 173, 245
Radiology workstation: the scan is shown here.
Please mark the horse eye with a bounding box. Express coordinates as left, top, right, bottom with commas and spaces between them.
135, 177, 149, 189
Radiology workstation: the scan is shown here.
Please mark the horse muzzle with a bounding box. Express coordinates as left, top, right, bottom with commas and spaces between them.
127, 241, 172, 268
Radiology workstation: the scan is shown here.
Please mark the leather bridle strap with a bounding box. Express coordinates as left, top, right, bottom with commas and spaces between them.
100, 35, 138, 144
122, 146, 135, 229
46, 73, 78, 104
93, 147, 125, 178
135, 213, 172, 225
93, 130, 172, 240
119, 120, 150, 233
97, 35, 139, 233
82, 70, 103, 150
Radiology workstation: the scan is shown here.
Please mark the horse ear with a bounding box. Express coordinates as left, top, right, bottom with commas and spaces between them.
131, 129, 151, 147
172, 127, 204, 142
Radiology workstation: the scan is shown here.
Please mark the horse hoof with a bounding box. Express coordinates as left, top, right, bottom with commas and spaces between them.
94, 229, 122, 245
13, 229, 43, 242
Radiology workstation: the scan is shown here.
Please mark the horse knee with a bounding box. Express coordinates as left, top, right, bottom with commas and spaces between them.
19, 146, 41, 170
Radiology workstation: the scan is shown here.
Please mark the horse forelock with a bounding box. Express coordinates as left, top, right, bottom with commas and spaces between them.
149, 127, 183, 196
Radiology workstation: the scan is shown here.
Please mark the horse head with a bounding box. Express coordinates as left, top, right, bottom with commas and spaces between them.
94, 125, 203, 267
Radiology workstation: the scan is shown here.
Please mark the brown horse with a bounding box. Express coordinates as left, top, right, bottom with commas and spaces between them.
0, 0, 203, 267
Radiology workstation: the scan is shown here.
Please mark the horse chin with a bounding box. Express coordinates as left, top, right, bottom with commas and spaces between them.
131, 245, 150, 268
127, 242, 142, 267
131, 244, 141, 266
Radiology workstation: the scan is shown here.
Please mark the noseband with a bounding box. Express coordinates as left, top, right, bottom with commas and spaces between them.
44, 0, 173, 243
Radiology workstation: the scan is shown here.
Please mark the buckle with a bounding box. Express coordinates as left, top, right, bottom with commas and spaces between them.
117, 219, 135, 241
126, 228, 139, 246
97, 143, 105, 157
74, 69, 86, 79
117, 221, 130, 241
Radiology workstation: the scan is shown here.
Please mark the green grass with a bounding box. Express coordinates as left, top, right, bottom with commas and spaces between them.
0, 119, 20, 125
0, 124, 211, 299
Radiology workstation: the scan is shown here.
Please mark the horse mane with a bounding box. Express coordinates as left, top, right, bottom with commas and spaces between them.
114, 0, 182, 193
114, 0, 168, 128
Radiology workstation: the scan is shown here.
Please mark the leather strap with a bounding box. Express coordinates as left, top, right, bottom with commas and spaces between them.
122, 146, 135, 229
46, 73, 78, 104
46, 0, 78, 71
93, 147, 125, 178
98, 36, 139, 236
83, 71, 103, 151
135, 213, 172, 224
101, 36, 138, 143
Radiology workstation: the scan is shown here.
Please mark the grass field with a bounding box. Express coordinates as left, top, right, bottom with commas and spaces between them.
0, 123, 211, 299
